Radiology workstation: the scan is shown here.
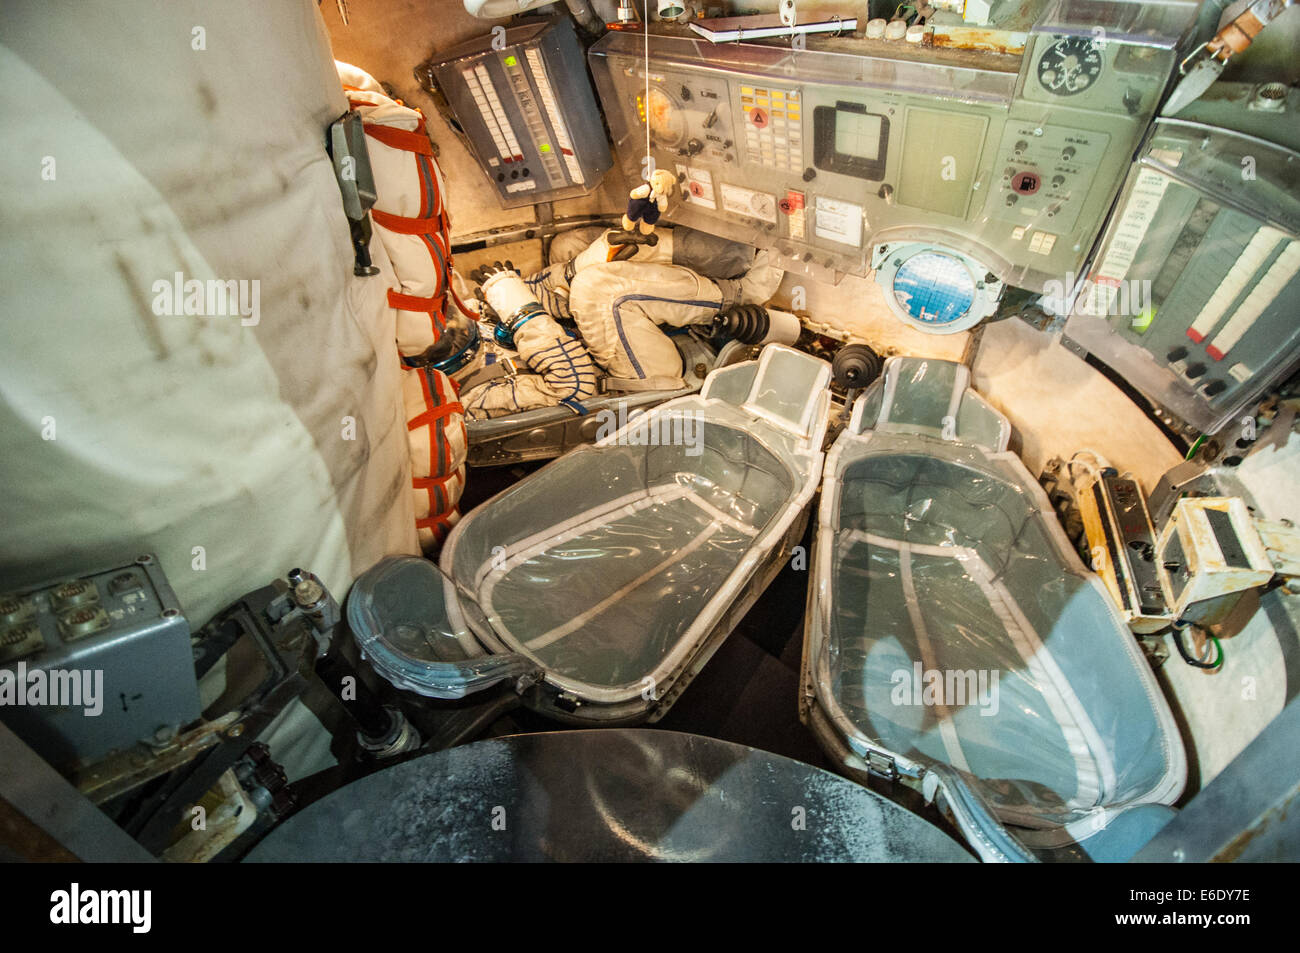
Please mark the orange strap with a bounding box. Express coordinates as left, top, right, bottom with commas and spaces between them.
413, 472, 461, 490
408, 400, 465, 430
364, 123, 434, 156
388, 289, 445, 312
448, 285, 477, 320
371, 207, 446, 235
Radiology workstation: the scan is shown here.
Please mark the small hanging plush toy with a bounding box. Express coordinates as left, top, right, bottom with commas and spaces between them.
622, 168, 677, 236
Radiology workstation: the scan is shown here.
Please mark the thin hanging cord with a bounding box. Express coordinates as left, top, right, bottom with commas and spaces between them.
644, 0, 650, 174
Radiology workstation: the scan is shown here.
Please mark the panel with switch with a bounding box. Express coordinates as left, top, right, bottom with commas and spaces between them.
590, 14, 1187, 295
987, 122, 1109, 236
419, 17, 612, 208
0, 555, 202, 772
1064, 113, 1300, 435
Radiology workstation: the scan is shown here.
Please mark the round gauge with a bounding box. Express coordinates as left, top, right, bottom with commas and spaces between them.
1037, 36, 1103, 96
646, 86, 686, 149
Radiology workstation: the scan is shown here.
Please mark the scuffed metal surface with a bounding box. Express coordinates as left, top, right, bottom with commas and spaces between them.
930, 28, 1029, 56
245, 729, 973, 862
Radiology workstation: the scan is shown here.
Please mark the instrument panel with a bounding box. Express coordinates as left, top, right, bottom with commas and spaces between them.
420, 18, 612, 208
1064, 111, 1300, 436
589, 22, 1185, 302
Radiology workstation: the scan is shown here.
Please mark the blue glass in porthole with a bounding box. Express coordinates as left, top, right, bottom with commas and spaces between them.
893, 252, 977, 327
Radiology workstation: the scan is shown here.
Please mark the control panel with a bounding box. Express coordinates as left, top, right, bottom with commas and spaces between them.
420, 17, 612, 209
1064, 107, 1300, 436
589, 9, 1191, 304
0, 555, 202, 772
989, 122, 1110, 238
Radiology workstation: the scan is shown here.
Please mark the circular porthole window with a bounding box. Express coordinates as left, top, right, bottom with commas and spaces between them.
872, 243, 1004, 334
893, 252, 978, 328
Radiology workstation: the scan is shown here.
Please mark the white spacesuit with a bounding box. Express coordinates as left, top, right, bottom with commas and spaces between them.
448, 225, 787, 418
337, 63, 788, 430
336, 61, 469, 550
452, 263, 600, 419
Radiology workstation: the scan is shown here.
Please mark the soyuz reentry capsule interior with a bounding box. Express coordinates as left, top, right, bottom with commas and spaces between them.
3, 0, 1300, 872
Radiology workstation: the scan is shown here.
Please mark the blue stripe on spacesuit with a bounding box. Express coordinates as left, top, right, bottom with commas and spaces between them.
416, 156, 432, 218
611, 295, 721, 379
532, 337, 596, 414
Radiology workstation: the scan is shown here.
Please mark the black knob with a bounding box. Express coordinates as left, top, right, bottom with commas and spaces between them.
680, 85, 692, 101
1186, 362, 1206, 379
1166, 346, 1187, 362
803, 167, 816, 182
832, 344, 883, 390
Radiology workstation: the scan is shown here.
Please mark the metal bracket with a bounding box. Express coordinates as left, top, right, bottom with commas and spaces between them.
867, 750, 898, 781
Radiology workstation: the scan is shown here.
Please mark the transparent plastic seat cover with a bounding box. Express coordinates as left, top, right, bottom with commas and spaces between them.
438, 344, 830, 706
346, 556, 537, 698
810, 357, 1186, 844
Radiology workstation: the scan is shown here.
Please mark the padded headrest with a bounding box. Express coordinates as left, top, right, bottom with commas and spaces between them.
702, 344, 831, 441
848, 357, 1010, 453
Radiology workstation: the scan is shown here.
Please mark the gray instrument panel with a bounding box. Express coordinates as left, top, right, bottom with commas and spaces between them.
589, 24, 1182, 292
421, 18, 612, 209
1065, 110, 1300, 435
0, 555, 201, 772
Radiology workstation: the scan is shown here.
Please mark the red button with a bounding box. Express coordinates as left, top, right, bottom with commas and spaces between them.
1011, 171, 1041, 195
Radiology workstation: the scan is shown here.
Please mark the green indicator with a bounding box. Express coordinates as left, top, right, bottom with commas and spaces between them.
504, 55, 517, 67
540, 143, 551, 153
1131, 306, 1156, 332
